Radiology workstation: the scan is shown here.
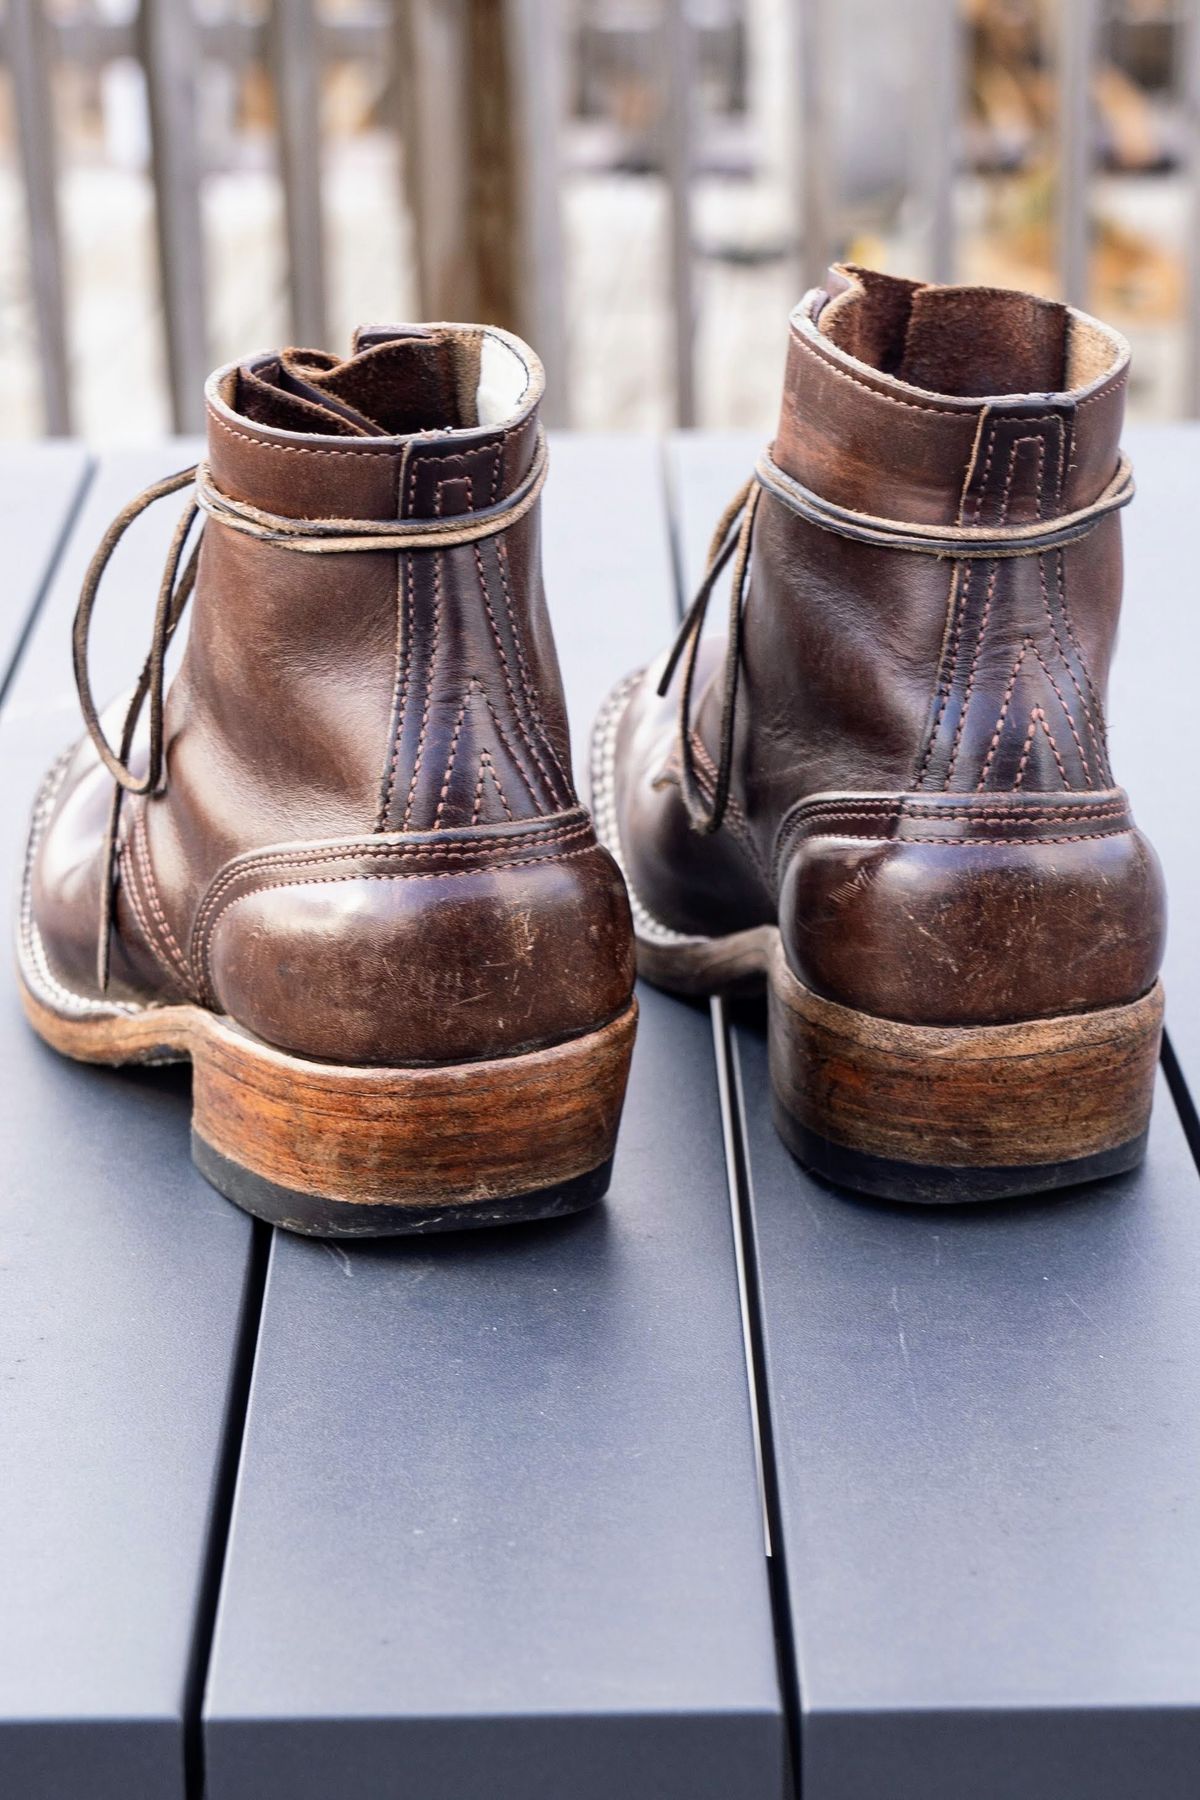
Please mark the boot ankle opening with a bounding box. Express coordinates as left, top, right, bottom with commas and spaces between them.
225, 325, 534, 440
815, 263, 1123, 400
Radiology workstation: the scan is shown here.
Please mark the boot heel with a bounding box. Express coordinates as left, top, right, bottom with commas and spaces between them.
190, 1000, 638, 1236
767, 939, 1163, 1205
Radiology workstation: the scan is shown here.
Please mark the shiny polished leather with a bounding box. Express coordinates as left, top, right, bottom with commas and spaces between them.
614, 267, 1166, 1026
30, 324, 634, 1065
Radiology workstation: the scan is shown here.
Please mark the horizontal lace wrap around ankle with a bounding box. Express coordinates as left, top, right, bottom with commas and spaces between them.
73, 435, 549, 988
194, 427, 548, 552
659, 442, 1136, 835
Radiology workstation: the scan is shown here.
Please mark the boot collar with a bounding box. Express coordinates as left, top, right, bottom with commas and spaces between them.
204, 322, 543, 523
774, 265, 1129, 527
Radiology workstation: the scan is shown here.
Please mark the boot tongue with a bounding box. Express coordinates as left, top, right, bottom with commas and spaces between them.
819, 264, 1069, 397
232, 326, 485, 438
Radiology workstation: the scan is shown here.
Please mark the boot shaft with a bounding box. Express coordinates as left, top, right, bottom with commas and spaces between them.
732, 265, 1128, 813
171, 324, 574, 866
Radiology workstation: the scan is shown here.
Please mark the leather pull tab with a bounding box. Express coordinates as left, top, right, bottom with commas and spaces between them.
351, 324, 434, 354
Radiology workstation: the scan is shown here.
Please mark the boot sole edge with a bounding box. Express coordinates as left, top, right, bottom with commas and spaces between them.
18, 974, 637, 1237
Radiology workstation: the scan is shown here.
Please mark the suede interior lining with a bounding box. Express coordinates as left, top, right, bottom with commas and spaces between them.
818, 263, 1121, 399
229, 327, 516, 439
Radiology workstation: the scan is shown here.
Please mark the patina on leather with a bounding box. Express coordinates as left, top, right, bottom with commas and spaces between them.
29, 323, 634, 1067
611, 266, 1165, 1027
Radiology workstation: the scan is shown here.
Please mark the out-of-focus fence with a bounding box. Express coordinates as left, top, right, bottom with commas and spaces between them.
1, 1, 1198, 434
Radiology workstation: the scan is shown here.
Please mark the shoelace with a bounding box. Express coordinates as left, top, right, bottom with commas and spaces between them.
658, 443, 1135, 837
73, 434, 549, 988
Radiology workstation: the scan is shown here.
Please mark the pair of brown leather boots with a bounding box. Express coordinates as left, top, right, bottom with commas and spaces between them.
19, 267, 1165, 1234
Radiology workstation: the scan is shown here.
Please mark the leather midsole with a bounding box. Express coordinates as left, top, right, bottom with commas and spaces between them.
20, 975, 638, 1210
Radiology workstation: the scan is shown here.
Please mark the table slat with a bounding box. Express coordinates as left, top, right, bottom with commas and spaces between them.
0, 446, 259, 1800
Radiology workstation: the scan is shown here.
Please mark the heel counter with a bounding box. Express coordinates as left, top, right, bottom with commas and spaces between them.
197, 815, 635, 1065
777, 790, 1165, 1027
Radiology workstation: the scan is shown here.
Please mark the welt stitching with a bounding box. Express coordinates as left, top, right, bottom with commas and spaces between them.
495, 537, 573, 796
978, 637, 1032, 788
475, 684, 544, 806
792, 802, 1125, 825
969, 418, 1001, 522
690, 737, 764, 850
474, 542, 562, 805
1014, 711, 1044, 789
209, 411, 398, 460
433, 474, 473, 516
471, 757, 489, 827
916, 561, 969, 787
201, 845, 598, 991
996, 432, 1047, 523
486, 755, 514, 820
190, 821, 590, 961
119, 841, 187, 992
1029, 707, 1068, 787
434, 677, 481, 828
1028, 640, 1094, 786
780, 802, 1125, 837
782, 789, 1125, 817
1055, 546, 1113, 782
408, 446, 501, 513
197, 820, 589, 909
687, 736, 769, 877
907, 805, 1124, 822
801, 829, 1130, 846
945, 428, 1030, 781
1038, 551, 1105, 773
944, 559, 1000, 782
377, 550, 413, 829
801, 336, 969, 415
1075, 376, 1125, 409
770, 800, 1127, 884
472, 750, 513, 825
402, 549, 443, 828
133, 812, 190, 981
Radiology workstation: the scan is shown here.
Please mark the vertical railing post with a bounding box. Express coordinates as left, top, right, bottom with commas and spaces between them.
396, 0, 569, 420
8, 0, 72, 434
918, 0, 962, 285
395, 0, 473, 320
663, 0, 697, 426
795, 0, 834, 291
271, 0, 329, 349
1183, 0, 1200, 414
140, 0, 209, 431
502, 0, 570, 422
1058, 0, 1099, 307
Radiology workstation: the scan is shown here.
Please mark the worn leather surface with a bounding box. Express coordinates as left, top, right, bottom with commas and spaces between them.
613, 265, 1166, 1026
30, 323, 634, 1064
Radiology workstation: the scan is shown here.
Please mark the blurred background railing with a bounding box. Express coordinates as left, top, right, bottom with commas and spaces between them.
1, 0, 1197, 439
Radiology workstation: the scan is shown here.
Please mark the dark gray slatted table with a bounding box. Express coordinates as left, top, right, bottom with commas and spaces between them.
670, 431, 1200, 1800
6, 427, 1200, 1800
0, 445, 262, 1800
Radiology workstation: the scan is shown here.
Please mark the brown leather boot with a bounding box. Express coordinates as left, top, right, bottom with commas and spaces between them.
19, 324, 636, 1235
593, 266, 1164, 1204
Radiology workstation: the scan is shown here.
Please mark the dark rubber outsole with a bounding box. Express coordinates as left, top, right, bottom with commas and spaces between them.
192, 1134, 614, 1237
774, 1102, 1149, 1206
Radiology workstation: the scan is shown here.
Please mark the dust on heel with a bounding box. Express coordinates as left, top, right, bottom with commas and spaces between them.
767, 938, 1163, 1205
190, 1000, 638, 1236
